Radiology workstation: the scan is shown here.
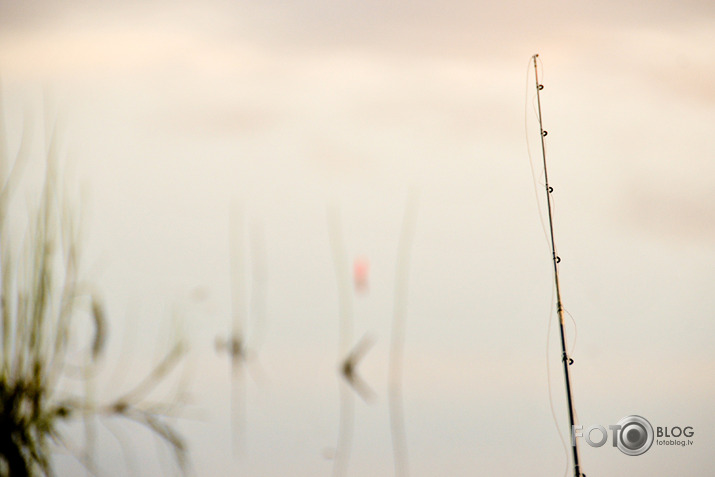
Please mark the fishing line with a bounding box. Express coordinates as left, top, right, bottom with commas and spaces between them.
528, 59, 571, 474
563, 307, 578, 357
563, 305, 582, 431
524, 57, 551, 253
545, 280, 570, 477
532, 119, 570, 475
531, 54, 584, 477
547, 189, 580, 358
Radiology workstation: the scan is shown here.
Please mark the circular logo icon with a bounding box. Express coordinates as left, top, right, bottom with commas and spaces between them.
616, 415, 654, 456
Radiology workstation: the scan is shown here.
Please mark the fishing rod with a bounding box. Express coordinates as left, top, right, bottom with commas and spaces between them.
532, 54, 584, 477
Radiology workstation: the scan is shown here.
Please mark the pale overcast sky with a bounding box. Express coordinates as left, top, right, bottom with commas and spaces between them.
1, 1, 714, 476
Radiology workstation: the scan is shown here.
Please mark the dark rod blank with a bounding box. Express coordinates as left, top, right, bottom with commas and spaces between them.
532, 53, 584, 477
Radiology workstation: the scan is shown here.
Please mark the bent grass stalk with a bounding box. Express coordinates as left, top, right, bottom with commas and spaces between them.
0, 100, 188, 476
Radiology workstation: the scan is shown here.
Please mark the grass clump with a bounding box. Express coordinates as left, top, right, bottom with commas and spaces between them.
0, 99, 187, 476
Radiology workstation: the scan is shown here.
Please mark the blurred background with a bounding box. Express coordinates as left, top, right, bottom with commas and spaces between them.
1, 1, 714, 475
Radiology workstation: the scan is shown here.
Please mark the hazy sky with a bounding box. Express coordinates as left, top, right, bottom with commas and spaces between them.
1, 1, 714, 476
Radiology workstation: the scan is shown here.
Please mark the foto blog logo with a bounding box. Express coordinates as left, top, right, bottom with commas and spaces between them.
572, 415, 695, 456
572, 415, 655, 456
